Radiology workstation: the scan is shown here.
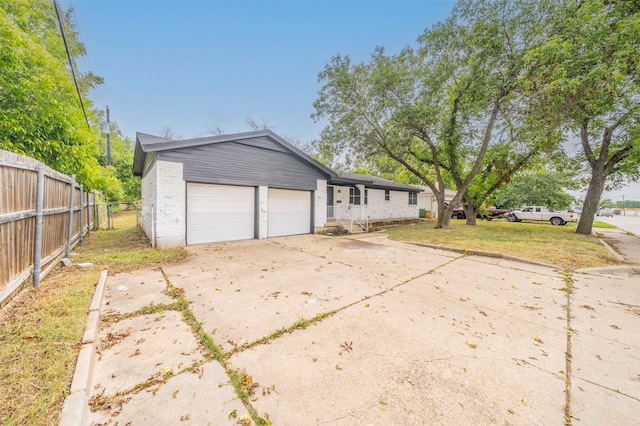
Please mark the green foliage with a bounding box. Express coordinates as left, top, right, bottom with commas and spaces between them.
0, 0, 135, 201
527, 0, 640, 234
312, 0, 565, 228
614, 199, 640, 208
491, 170, 576, 210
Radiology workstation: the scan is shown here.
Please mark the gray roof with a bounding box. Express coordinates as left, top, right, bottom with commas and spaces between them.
331, 173, 423, 192
132, 130, 334, 177
132, 129, 424, 193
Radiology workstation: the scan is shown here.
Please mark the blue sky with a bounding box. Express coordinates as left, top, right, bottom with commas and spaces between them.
62, 0, 638, 201
63, 0, 455, 142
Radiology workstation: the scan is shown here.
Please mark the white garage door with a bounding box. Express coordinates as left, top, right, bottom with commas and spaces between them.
268, 188, 311, 238
187, 183, 255, 244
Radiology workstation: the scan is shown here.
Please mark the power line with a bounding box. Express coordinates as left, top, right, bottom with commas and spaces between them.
67, 0, 106, 107
52, 0, 90, 129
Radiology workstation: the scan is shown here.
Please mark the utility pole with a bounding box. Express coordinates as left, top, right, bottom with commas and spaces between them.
106, 105, 112, 166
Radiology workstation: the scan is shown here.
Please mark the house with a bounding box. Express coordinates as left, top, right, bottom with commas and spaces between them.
417, 186, 457, 218
132, 130, 423, 248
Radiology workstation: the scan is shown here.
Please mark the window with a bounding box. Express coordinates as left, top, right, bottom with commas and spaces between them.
409, 192, 417, 205
349, 187, 360, 205
385, 190, 390, 201
349, 187, 368, 205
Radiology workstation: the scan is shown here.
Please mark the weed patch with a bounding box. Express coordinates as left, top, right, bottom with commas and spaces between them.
0, 222, 185, 425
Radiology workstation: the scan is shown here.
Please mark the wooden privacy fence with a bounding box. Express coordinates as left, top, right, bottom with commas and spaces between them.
0, 150, 97, 307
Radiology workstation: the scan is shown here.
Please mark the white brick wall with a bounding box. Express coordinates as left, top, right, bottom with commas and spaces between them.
155, 160, 186, 248
333, 186, 418, 221
365, 188, 418, 219
314, 179, 327, 227
141, 161, 157, 246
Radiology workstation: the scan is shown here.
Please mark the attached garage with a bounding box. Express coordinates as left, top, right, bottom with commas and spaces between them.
133, 130, 333, 248
133, 129, 422, 249
267, 188, 311, 238
186, 183, 255, 244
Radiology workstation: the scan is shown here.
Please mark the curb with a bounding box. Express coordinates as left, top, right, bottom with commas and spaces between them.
598, 238, 625, 261
406, 241, 563, 271
60, 270, 108, 426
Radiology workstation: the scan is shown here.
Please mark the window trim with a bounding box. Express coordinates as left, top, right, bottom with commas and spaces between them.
408, 191, 418, 206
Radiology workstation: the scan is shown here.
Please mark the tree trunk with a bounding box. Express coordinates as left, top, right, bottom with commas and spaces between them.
462, 193, 477, 225
576, 170, 606, 235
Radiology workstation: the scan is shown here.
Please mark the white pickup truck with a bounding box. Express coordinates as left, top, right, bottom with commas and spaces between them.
506, 206, 578, 226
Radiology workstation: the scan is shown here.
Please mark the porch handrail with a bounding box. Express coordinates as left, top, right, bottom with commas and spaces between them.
335, 205, 353, 233
355, 215, 369, 232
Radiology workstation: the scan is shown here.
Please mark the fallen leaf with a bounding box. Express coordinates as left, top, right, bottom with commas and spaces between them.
172, 390, 179, 399
335, 364, 342, 370
466, 342, 477, 349
129, 349, 141, 357
136, 338, 145, 345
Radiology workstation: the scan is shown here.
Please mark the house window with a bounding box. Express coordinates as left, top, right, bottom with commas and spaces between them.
385, 190, 390, 201
349, 187, 368, 205
409, 192, 417, 205
349, 187, 360, 205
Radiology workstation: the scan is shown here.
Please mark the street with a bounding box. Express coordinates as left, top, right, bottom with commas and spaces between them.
598, 214, 640, 236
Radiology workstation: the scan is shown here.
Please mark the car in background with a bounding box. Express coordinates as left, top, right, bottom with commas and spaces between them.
451, 207, 512, 220
597, 209, 614, 217
507, 206, 578, 225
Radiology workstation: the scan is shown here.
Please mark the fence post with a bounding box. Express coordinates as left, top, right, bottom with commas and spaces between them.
66, 175, 75, 259
86, 191, 91, 236
79, 185, 84, 245
95, 195, 100, 231
33, 164, 45, 287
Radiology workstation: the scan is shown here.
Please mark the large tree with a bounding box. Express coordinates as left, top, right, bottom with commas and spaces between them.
0, 0, 121, 196
313, 0, 557, 228
530, 0, 640, 234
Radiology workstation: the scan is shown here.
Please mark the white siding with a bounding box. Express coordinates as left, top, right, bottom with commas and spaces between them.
155, 160, 186, 248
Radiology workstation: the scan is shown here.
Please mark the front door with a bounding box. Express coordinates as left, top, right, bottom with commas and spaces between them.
326, 186, 335, 218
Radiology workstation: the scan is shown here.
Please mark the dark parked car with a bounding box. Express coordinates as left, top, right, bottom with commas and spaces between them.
451, 208, 512, 220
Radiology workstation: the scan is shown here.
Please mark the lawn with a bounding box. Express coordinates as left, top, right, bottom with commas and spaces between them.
384, 219, 621, 270
0, 218, 186, 426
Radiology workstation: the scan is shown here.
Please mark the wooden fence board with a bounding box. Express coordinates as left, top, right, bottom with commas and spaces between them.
0, 150, 98, 306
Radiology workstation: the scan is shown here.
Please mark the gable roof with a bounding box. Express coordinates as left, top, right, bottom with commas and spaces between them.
132, 129, 424, 192
132, 129, 334, 177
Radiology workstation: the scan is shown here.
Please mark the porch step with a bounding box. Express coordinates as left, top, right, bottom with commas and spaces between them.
325, 220, 368, 233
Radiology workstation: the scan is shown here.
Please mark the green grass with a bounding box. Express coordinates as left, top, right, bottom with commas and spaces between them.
385, 219, 621, 270
593, 221, 617, 229
0, 215, 186, 425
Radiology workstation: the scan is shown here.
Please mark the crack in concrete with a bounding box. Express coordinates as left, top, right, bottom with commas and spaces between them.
572, 376, 640, 402
563, 274, 574, 425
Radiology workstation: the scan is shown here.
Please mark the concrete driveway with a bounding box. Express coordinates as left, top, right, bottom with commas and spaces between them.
78, 233, 640, 425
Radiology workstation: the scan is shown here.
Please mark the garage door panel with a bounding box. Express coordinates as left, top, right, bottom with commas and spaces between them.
187, 183, 254, 244
268, 189, 311, 238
